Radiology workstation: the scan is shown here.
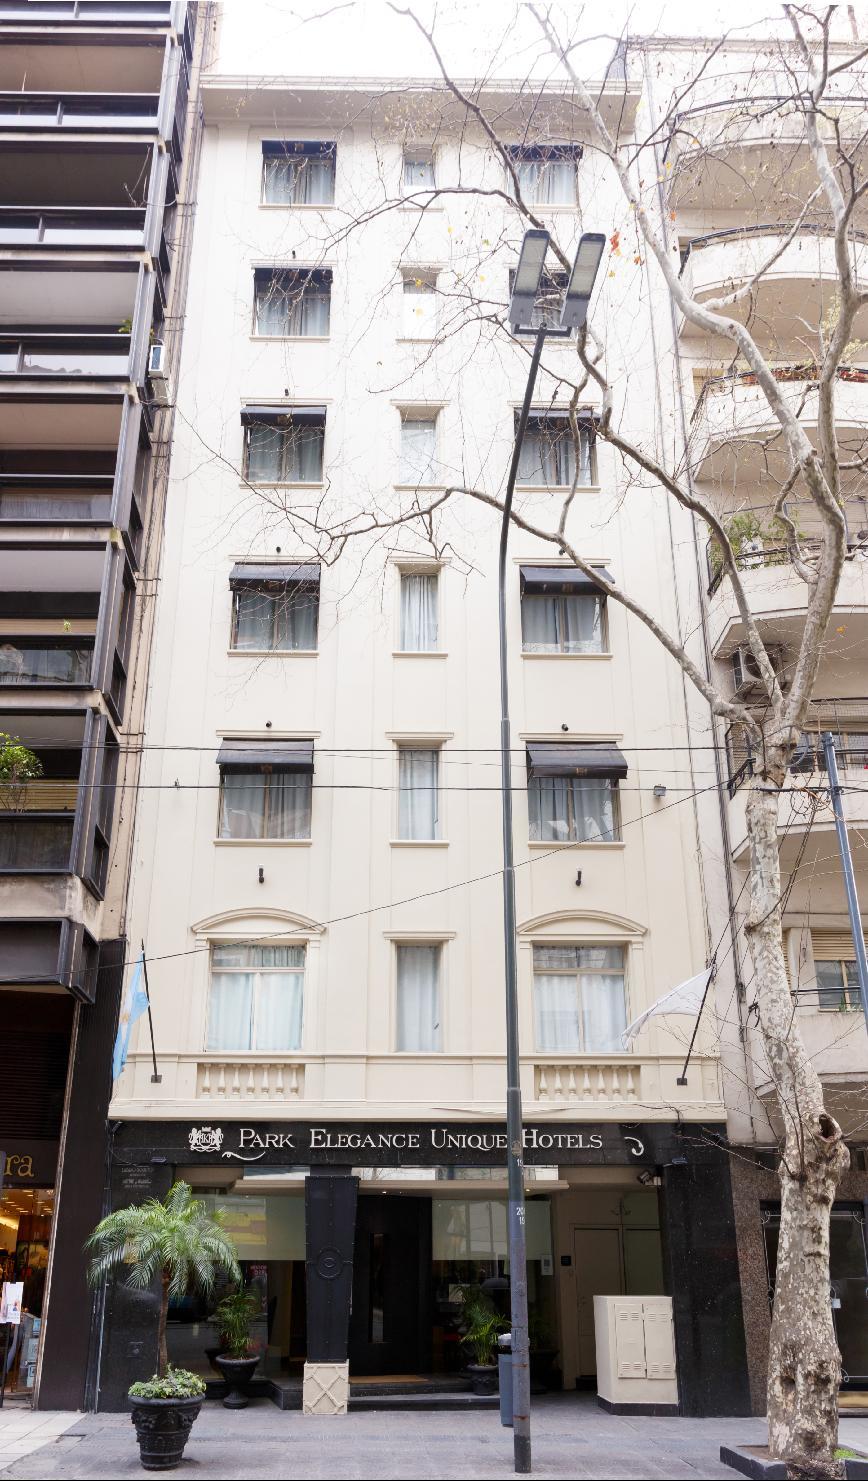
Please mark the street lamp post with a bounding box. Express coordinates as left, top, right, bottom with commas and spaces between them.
499, 228, 605, 1475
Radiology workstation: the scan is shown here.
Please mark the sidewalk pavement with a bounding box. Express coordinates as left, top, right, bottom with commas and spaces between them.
1, 1393, 866, 1480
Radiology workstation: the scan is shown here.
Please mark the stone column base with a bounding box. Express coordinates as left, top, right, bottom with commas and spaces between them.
302, 1360, 350, 1415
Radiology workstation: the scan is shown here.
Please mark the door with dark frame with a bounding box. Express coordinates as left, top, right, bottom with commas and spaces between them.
348, 1195, 432, 1376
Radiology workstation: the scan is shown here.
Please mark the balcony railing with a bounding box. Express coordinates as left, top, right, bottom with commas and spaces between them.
0, 333, 130, 379
0, 92, 160, 132
680, 220, 868, 274
705, 498, 868, 595
0, 2, 173, 23
725, 697, 868, 796
0, 206, 146, 249
536, 1059, 641, 1102
197, 1059, 305, 1101
0, 638, 93, 686
0, 813, 73, 871
0, 476, 113, 523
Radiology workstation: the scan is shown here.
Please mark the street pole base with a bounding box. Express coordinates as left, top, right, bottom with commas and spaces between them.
513, 1432, 532, 1474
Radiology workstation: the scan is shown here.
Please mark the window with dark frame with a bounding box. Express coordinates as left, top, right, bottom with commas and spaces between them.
262, 141, 336, 206
526, 742, 626, 843
218, 739, 314, 840
516, 410, 594, 487
520, 566, 611, 655
230, 563, 320, 652
506, 144, 582, 206
241, 406, 325, 484
253, 267, 332, 337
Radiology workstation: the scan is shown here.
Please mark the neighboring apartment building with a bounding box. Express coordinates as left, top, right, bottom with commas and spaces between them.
98, 22, 753, 1418
0, 0, 203, 1410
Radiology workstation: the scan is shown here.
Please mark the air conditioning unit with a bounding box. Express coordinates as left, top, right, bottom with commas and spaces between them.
147, 341, 171, 406
731, 644, 785, 696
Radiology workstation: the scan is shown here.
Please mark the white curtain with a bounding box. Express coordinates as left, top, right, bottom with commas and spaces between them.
517, 426, 591, 487
274, 586, 318, 649
399, 419, 436, 484
220, 773, 266, 838
400, 572, 438, 650
581, 972, 627, 1051
402, 282, 438, 338
404, 156, 435, 189
234, 589, 274, 649
399, 748, 439, 839
209, 945, 305, 1051
515, 158, 575, 205
396, 944, 441, 1050
264, 154, 335, 205
533, 944, 626, 1052
528, 777, 615, 842
255, 969, 304, 1049
534, 972, 581, 1051
266, 772, 312, 839
520, 594, 602, 653
208, 972, 253, 1050
256, 282, 330, 337
246, 424, 323, 483
246, 425, 283, 482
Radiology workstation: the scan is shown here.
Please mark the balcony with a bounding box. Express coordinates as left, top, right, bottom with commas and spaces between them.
0, 639, 93, 687
0, 2, 174, 29
0, 402, 122, 527
0, 38, 165, 96
3, 142, 154, 209
679, 227, 868, 347
0, 91, 160, 135
689, 365, 868, 483
0, 331, 131, 386
0, 475, 113, 525
0, 265, 140, 331
0, 206, 146, 252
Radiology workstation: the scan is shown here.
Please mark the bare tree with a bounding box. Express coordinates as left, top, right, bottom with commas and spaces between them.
193, 5, 868, 1472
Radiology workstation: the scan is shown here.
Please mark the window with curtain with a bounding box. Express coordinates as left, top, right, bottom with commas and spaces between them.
532, 943, 626, 1053
398, 747, 440, 839
208, 943, 305, 1051
507, 146, 580, 206
517, 416, 593, 487
521, 593, 604, 653
219, 769, 312, 839
528, 774, 618, 842
403, 154, 436, 191
402, 275, 438, 338
262, 144, 336, 206
244, 420, 324, 483
399, 417, 437, 484
396, 943, 442, 1051
399, 571, 439, 651
254, 269, 331, 337
232, 580, 319, 651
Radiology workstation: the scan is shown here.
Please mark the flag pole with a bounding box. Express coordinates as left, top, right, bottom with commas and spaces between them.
676, 963, 715, 1086
141, 941, 161, 1084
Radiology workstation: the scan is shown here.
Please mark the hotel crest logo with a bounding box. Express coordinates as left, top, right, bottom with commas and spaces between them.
188, 1126, 224, 1155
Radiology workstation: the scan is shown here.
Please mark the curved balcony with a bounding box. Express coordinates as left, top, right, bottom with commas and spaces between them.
680, 227, 868, 345
689, 365, 868, 483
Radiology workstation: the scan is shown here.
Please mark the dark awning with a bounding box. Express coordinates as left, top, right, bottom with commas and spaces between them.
520, 565, 613, 596
253, 266, 332, 285
527, 742, 628, 781
240, 405, 326, 427
229, 563, 320, 589
518, 408, 596, 425
217, 739, 314, 773
262, 140, 336, 157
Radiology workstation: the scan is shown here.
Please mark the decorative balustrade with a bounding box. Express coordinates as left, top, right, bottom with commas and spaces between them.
196, 1058, 304, 1101
535, 1060, 640, 1103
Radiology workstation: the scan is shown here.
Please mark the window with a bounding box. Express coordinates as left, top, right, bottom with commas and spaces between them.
242, 407, 325, 484
230, 564, 319, 651
403, 154, 436, 191
520, 566, 610, 654
396, 942, 441, 1051
208, 943, 304, 1051
507, 145, 580, 206
262, 141, 336, 206
217, 739, 314, 840
532, 943, 626, 1052
812, 930, 864, 1011
399, 415, 437, 485
526, 742, 626, 843
398, 747, 440, 840
253, 268, 331, 337
517, 413, 593, 487
402, 272, 438, 338
399, 570, 439, 651
508, 269, 567, 329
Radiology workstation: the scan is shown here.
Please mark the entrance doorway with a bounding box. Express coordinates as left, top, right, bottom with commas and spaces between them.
564, 1187, 665, 1384
763, 1203, 868, 1389
348, 1196, 431, 1376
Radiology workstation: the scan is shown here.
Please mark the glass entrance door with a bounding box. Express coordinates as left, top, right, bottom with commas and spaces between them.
763, 1202, 868, 1388
348, 1196, 432, 1376
0, 1187, 54, 1396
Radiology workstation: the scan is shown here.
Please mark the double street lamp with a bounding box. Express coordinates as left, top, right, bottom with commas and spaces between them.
499, 228, 605, 1474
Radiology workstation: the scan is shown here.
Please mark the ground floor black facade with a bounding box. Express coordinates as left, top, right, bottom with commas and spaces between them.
91, 1117, 752, 1417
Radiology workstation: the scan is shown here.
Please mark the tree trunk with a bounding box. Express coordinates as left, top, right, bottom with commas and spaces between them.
744, 778, 849, 1479
157, 1271, 170, 1378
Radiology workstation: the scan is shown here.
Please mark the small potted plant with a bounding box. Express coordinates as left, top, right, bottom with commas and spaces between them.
86, 1181, 240, 1471
458, 1287, 508, 1396
211, 1287, 261, 1408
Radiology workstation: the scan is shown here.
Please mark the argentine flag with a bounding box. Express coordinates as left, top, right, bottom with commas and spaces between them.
112, 949, 149, 1082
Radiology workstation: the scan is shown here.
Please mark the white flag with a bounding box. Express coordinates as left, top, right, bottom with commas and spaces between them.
621, 968, 713, 1047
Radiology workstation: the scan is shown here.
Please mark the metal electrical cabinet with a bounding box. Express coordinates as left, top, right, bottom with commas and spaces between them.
593, 1295, 678, 1411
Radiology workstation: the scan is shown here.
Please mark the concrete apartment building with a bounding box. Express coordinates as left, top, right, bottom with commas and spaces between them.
0, 0, 204, 1410
3, 1, 864, 1419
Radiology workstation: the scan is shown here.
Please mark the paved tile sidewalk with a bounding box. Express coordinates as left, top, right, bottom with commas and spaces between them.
0, 1408, 80, 1475
2, 1394, 866, 1480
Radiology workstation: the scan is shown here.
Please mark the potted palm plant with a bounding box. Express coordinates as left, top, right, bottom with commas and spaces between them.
459, 1287, 508, 1396
86, 1181, 240, 1471
211, 1287, 261, 1408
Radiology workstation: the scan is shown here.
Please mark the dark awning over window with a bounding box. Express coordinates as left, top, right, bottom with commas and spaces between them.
253, 266, 332, 286
229, 563, 320, 589
217, 739, 314, 773
527, 742, 628, 780
520, 565, 613, 596
262, 140, 336, 157
518, 408, 596, 426
240, 405, 326, 427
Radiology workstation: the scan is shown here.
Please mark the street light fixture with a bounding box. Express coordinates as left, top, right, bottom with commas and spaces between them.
498, 229, 605, 1475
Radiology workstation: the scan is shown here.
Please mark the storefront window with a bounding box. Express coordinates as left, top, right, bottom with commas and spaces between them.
166, 1193, 306, 1381
0, 1187, 54, 1395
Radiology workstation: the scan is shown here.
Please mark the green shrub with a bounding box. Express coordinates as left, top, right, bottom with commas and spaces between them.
128, 1367, 206, 1400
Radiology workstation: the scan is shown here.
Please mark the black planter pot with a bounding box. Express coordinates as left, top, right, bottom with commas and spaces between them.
129, 1395, 202, 1472
214, 1353, 260, 1409
466, 1362, 498, 1396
